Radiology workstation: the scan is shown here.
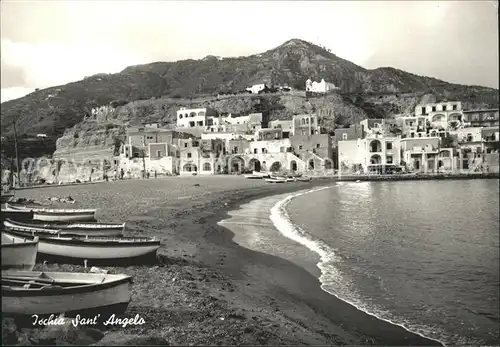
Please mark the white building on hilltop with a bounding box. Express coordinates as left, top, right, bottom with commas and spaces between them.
305, 78, 339, 94
246, 84, 267, 94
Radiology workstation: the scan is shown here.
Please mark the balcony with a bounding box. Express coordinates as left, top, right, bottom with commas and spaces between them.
408, 146, 439, 154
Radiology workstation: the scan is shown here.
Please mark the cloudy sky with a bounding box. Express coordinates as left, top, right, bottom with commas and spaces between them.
1, 0, 498, 102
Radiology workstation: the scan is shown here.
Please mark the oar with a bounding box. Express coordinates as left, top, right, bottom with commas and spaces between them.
2, 276, 55, 285
2, 278, 49, 287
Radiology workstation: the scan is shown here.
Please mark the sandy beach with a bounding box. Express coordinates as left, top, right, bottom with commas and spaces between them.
3, 176, 441, 346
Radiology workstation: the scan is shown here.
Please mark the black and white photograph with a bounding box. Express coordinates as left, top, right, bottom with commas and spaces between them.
1, 0, 499, 345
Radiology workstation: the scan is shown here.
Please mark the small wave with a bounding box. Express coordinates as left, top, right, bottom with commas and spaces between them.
269, 184, 458, 346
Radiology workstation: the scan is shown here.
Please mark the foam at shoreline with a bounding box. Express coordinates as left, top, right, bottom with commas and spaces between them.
268, 183, 469, 346
221, 183, 452, 346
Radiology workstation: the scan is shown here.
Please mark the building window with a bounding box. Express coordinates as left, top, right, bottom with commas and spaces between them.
386, 156, 393, 164
184, 143, 188, 148
299, 145, 303, 150
452, 104, 457, 111
233, 147, 238, 154
187, 153, 192, 158
261, 148, 266, 153
410, 133, 415, 138
342, 133, 347, 140
386, 142, 392, 150
442, 105, 447, 111
432, 106, 436, 112
254, 148, 258, 154
421, 107, 426, 114
316, 144, 320, 148
203, 163, 211, 171
157, 150, 162, 157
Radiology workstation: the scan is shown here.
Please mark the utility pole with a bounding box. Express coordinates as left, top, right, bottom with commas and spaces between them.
12, 118, 20, 188
142, 128, 147, 178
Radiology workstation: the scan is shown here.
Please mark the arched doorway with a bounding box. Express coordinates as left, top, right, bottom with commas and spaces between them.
290, 160, 297, 172
270, 162, 282, 172
183, 163, 197, 172
427, 159, 435, 172
308, 159, 315, 170
249, 158, 261, 172
230, 156, 245, 174
370, 154, 382, 165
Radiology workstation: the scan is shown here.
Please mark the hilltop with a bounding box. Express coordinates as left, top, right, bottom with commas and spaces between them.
1, 38, 498, 158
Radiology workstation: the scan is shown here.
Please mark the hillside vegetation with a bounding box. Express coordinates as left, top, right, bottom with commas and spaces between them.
1, 38, 498, 159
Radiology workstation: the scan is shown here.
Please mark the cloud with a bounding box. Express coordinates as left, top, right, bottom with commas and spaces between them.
1, 86, 34, 103
1, 38, 151, 89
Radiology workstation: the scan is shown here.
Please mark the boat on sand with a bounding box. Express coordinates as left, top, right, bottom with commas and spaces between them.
1, 236, 39, 270
4, 218, 125, 237
265, 177, 287, 183
0, 209, 34, 223
1, 270, 132, 317
1, 194, 14, 204
243, 174, 263, 179
252, 171, 270, 178
2, 228, 161, 260
6, 202, 97, 222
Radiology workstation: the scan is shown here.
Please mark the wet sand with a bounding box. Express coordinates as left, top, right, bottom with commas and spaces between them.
5, 176, 441, 345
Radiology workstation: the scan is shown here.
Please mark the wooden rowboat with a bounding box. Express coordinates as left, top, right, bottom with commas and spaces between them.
4, 218, 125, 237
1, 209, 34, 223
296, 176, 312, 182
0, 194, 14, 204
253, 171, 270, 178
265, 178, 287, 183
244, 174, 263, 179
1, 236, 39, 270
2, 229, 160, 260
6, 203, 97, 222
1, 270, 132, 317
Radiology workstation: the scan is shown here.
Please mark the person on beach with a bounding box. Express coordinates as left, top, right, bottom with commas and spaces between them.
146, 171, 150, 179
154, 170, 157, 178
120, 168, 124, 180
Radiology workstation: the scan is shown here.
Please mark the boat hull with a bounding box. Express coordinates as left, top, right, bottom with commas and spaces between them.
33, 211, 96, 222
0, 209, 34, 223
6, 203, 97, 222
265, 179, 286, 183
2, 229, 160, 260
4, 219, 124, 237
0, 194, 14, 203
253, 171, 270, 178
1, 238, 39, 270
296, 177, 312, 182
1, 271, 132, 317
244, 175, 263, 179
